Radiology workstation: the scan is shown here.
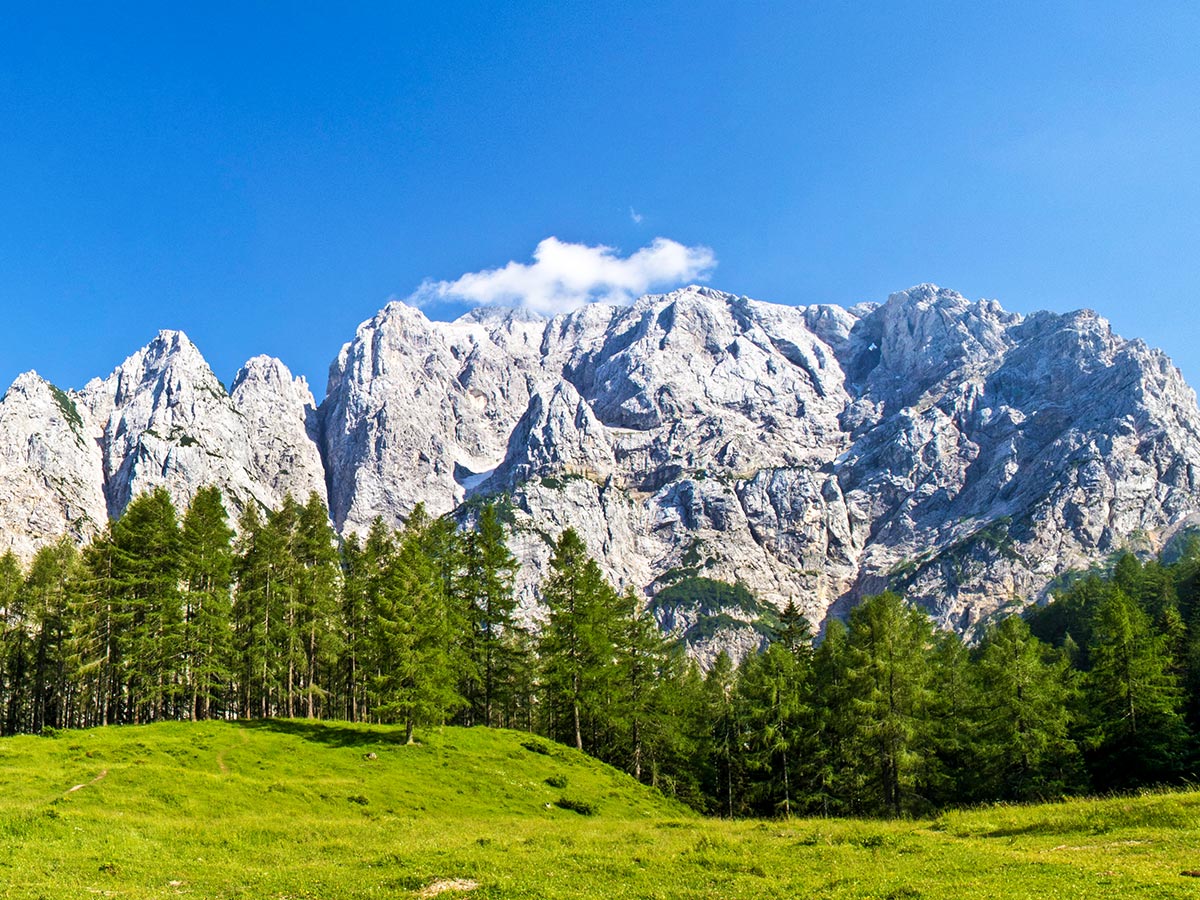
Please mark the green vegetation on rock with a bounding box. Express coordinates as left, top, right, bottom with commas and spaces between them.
48, 384, 84, 437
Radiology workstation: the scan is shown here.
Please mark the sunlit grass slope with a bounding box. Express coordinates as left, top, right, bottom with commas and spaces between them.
1, 720, 1199, 898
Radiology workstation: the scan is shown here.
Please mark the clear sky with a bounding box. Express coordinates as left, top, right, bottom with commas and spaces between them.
2, 2, 1199, 395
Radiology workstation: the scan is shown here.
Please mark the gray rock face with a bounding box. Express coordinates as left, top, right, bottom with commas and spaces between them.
320, 283, 1200, 652
0, 372, 107, 557
77, 331, 327, 520
321, 302, 547, 530
3, 283, 1199, 657
0, 331, 326, 550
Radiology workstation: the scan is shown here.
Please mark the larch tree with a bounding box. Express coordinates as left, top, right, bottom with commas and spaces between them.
462, 502, 521, 727
110, 489, 183, 723
845, 591, 934, 817
179, 486, 235, 720
1086, 586, 1188, 788
538, 528, 622, 753
975, 615, 1081, 800
293, 492, 342, 718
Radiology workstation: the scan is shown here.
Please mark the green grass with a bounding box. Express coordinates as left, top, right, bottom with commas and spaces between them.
2, 721, 1200, 898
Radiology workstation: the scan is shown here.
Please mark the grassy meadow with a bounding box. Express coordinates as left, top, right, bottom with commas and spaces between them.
0, 720, 1198, 898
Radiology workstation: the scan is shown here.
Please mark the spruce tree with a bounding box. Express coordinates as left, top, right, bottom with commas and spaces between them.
369, 504, 464, 741
340, 518, 394, 722
919, 630, 980, 806
71, 527, 122, 727
0, 551, 30, 734
810, 618, 857, 815
703, 651, 745, 818
418, 510, 471, 723
25, 539, 82, 731
268, 495, 305, 717
612, 587, 669, 782
646, 655, 709, 808
233, 503, 290, 717
735, 642, 809, 817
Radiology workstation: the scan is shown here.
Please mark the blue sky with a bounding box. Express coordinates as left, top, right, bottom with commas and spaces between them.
2, 2, 1199, 394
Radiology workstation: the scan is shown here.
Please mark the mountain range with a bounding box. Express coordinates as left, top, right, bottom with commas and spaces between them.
5, 284, 1199, 654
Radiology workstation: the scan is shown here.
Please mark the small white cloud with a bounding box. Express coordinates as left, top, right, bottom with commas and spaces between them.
411, 236, 716, 315
629, 207, 644, 225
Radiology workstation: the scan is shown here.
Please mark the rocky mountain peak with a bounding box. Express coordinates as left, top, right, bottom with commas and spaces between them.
232, 354, 315, 403
2, 284, 1199, 659
6, 370, 51, 396
64, 330, 325, 520
0, 370, 106, 557
455, 305, 547, 326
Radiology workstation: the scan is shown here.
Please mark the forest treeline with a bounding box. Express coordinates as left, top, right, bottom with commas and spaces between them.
1, 485, 1198, 817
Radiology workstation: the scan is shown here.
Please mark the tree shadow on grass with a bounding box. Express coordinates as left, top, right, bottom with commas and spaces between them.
236, 718, 410, 749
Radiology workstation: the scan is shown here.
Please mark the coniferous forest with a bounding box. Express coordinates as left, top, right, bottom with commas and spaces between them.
1, 485, 1198, 818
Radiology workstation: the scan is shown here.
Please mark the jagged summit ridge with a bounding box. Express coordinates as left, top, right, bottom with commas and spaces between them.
1, 284, 1198, 656
0, 331, 327, 545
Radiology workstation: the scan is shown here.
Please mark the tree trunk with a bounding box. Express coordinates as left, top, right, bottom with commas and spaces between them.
573, 699, 583, 752
632, 717, 642, 781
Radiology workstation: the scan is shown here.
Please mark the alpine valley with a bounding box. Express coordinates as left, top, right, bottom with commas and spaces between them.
6, 284, 1200, 657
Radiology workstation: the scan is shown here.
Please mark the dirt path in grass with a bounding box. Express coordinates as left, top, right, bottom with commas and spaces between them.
216, 728, 249, 774
66, 769, 108, 794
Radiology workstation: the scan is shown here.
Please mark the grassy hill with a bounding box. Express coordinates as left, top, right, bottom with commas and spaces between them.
1, 721, 1199, 898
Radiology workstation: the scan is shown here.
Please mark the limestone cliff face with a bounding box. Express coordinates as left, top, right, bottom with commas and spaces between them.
318, 283, 1200, 657
76, 330, 327, 521
320, 302, 547, 530
4, 284, 1199, 658
0, 372, 107, 557
0, 331, 326, 550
